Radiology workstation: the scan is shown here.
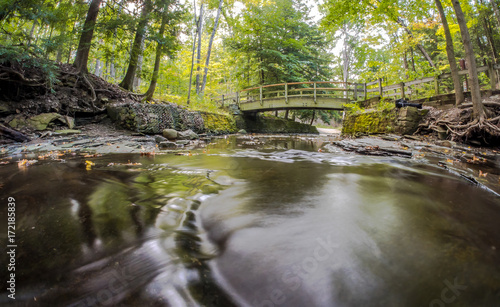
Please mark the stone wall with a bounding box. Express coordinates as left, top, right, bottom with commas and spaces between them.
107, 102, 238, 135
342, 107, 428, 136
107, 102, 204, 134
107, 102, 317, 135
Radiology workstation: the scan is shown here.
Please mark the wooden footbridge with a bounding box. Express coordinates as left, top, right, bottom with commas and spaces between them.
213, 63, 500, 113
214, 81, 362, 112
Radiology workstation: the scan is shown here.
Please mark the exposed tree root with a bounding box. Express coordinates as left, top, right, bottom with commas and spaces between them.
416, 99, 500, 145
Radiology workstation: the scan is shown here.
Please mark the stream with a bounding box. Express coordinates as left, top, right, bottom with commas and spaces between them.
1, 135, 500, 306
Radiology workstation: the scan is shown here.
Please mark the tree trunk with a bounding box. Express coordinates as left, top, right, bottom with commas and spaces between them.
451, 0, 487, 121
195, 5, 205, 94
119, 0, 153, 91
144, 6, 169, 102
310, 110, 315, 126
94, 58, 102, 77
133, 37, 146, 91
200, 0, 223, 95
491, 0, 500, 30
188, 3, 203, 103
73, 0, 103, 73
435, 0, 464, 105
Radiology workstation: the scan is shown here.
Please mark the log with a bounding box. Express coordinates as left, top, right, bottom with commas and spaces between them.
0, 124, 31, 142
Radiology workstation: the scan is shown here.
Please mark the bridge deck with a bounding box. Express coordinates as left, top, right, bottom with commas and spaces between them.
214, 81, 361, 112
239, 96, 348, 112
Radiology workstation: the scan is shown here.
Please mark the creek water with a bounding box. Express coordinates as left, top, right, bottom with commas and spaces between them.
1, 135, 500, 306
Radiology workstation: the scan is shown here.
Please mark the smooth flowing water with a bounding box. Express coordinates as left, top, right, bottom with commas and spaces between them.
1, 135, 500, 306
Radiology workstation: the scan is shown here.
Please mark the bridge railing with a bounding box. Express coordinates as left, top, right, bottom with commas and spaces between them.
213, 81, 367, 108
364, 63, 500, 101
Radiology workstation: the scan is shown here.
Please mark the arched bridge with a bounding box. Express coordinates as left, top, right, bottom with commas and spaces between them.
214, 82, 366, 113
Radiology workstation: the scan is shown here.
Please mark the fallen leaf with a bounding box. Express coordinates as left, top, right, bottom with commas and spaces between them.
479, 170, 488, 177
85, 160, 95, 171
18, 159, 37, 168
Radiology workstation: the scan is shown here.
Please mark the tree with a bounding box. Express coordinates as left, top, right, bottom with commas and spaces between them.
195, 4, 205, 94
187, 3, 204, 103
144, 0, 183, 101
451, 0, 486, 121
490, 0, 500, 30
200, 0, 224, 95
228, 0, 332, 86
435, 0, 464, 105
73, 0, 103, 73
119, 0, 154, 91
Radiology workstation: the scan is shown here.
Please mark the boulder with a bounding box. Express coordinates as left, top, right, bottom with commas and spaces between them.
159, 141, 177, 149
155, 135, 167, 143
162, 129, 178, 139
8, 113, 75, 131
238, 129, 248, 134
176, 140, 190, 146
177, 129, 199, 140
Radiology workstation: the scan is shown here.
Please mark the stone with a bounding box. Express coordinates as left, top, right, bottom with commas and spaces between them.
28, 113, 64, 130
177, 129, 199, 140
63, 116, 75, 129
176, 140, 190, 145
238, 129, 248, 134
159, 141, 177, 149
155, 135, 167, 143
435, 140, 456, 148
162, 129, 178, 139
53, 129, 82, 135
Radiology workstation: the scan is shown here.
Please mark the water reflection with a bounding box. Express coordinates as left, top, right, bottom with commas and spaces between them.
0, 136, 499, 306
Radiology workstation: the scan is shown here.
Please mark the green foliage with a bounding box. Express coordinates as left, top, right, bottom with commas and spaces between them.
227, 0, 333, 87
0, 45, 59, 88
343, 102, 363, 113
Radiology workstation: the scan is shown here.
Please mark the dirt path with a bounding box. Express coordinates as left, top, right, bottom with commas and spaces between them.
317, 127, 341, 135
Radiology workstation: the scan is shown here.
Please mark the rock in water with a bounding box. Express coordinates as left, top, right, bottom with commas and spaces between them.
159, 141, 177, 149
155, 135, 167, 143
238, 129, 247, 134
163, 129, 178, 139
177, 129, 199, 140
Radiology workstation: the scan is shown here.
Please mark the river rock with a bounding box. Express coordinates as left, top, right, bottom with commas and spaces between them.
177, 129, 199, 140
176, 140, 190, 146
163, 129, 178, 139
238, 129, 248, 134
155, 135, 167, 143
159, 141, 177, 149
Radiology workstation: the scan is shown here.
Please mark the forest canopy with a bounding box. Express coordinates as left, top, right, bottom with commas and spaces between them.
1, 0, 500, 119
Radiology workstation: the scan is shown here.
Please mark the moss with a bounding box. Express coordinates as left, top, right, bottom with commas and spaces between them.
343, 106, 427, 136
342, 109, 397, 136
201, 112, 237, 135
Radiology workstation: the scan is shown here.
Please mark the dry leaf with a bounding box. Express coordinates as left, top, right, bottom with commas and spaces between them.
85, 160, 95, 171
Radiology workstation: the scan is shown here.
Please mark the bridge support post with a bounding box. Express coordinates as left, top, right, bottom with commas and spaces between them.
378, 78, 383, 97
434, 77, 439, 95
400, 82, 405, 99
260, 85, 263, 105
354, 83, 358, 101
285, 83, 288, 104
364, 83, 367, 100
314, 82, 317, 103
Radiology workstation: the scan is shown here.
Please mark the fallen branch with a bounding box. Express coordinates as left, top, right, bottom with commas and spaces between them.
0, 124, 30, 142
